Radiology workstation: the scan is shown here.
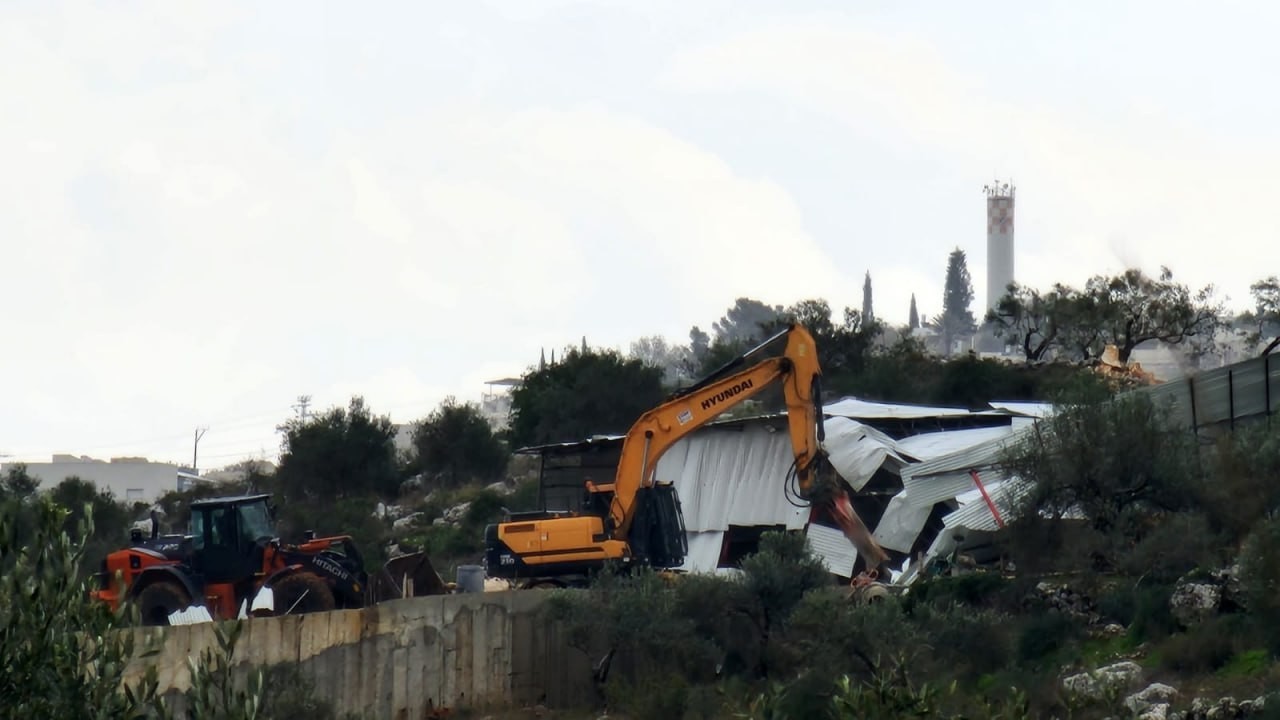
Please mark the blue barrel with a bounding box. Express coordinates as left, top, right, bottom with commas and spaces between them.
455, 564, 485, 593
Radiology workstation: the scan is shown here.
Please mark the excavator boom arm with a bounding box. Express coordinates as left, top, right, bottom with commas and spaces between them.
608, 324, 824, 538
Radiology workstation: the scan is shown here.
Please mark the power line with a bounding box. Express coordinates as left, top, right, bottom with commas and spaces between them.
2, 406, 296, 460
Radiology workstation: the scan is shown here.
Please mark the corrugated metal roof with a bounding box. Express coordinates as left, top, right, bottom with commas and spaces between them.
514, 435, 625, 454
895, 425, 1014, 462
655, 424, 811, 533
900, 425, 1035, 481
805, 522, 858, 576
674, 530, 725, 574
939, 475, 1028, 532
821, 417, 908, 490
902, 473, 980, 507
987, 401, 1054, 418
825, 397, 977, 420
872, 492, 934, 553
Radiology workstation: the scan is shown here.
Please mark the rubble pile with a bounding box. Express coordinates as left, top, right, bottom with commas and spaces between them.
1124, 682, 1179, 720
1169, 694, 1270, 720
1062, 660, 1142, 704
1170, 565, 1246, 628
1027, 581, 1099, 624
1061, 661, 1275, 720
436, 501, 471, 526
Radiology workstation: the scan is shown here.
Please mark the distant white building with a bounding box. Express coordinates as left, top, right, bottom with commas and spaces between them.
392, 423, 415, 460
480, 378, 520, 430
392, 378, 519, 457
1, 455, 207, 504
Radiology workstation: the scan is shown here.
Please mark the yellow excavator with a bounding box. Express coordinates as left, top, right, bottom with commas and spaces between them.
483, 323, 889, 587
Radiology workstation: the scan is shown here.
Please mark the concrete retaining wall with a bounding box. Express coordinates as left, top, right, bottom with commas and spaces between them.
122, 591, 594, 718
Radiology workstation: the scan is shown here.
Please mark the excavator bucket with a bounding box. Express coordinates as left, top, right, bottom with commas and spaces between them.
368, 551, 450, 602
827, 489, 890, 574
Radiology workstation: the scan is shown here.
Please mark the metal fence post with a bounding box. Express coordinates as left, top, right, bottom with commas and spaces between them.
1228, 369, 1236, 431
1187, 376, 1199, 440
1267, 352, 1273, 427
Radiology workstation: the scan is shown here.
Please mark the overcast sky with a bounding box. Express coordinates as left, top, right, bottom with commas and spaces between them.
4, 1, 1278, 469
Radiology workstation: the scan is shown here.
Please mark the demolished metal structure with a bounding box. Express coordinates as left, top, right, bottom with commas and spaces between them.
515, 397, 1050, 582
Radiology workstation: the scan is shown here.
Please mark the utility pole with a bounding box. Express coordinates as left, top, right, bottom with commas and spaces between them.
192, 427, 208, 475
292, 394, 312, 422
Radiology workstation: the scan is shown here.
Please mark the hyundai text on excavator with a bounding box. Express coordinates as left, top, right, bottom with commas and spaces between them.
92, 493, 370, 625
484, 323, 890, 587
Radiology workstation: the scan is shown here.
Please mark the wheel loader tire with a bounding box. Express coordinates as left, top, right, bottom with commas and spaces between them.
523, 580, 563, 591
135, 580, 193, 626
271, 572, 336, 615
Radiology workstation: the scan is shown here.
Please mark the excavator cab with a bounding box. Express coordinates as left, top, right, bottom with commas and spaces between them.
624, 482, 688, 568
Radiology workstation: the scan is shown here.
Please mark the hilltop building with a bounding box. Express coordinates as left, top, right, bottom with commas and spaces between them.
0, 455, 206, 504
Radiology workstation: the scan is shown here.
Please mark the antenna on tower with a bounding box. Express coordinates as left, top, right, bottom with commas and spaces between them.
292, 395, 312, 422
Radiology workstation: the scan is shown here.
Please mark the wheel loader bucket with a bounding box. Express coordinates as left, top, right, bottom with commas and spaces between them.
369, 551, 450, 602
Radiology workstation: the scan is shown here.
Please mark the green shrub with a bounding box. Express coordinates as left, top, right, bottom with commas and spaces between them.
785, 587, 910, 681
0, 497, 275, 720
505, 478, 540, 513
915, 603, 1016, 681
0, 497, 164, 717
1095, 584, 1137, 627
545, 567, 721, 685
740, 530, 832, 624
1079, 632, 1139, 667
278, 495, 390, 567
1199, 422, 1280, 545
1156, 617, 1243, 674
771, 670, 848, 720
412, 524, 483, 559
907, 572, 1014, 610
998, 392, 1201, 573
1117, 511, 1223, 583
1017, 611, 1084, 664
1095, 578, 1180, 644
1241, 515, 1280, 653
1218, 648, 1270, 678
461, 489, 506, 527
673, 572, 762, 677
552, 530, 836, 692
602, 674, 692, 719
829, 674, 930, 720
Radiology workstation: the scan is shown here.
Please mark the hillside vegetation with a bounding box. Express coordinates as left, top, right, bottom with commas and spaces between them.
3, 278, 1278, 717
545, 392, 1280, 719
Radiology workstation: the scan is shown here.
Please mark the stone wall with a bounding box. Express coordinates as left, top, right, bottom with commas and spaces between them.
122, 591, 595, 718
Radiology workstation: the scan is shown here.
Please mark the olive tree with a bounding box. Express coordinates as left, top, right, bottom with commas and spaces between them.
998, 392, 1202, 573
1084, 266, 1223, 364
275, 396, 400, 500
985, 282, 1062, 363
409, 397, 510, 488
0, 496, 164, 718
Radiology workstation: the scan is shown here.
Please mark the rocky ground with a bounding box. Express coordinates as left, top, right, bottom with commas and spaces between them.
1045, 564, 1279, 720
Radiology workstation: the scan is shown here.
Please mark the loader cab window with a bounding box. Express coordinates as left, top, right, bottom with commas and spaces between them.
195, 504, 259, 584
209, 507, 235, 547
187, 507, 234, 551
189, 512, 205, 550
237, 500, 274, 544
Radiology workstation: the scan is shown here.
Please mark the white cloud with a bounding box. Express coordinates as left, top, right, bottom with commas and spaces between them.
7, 4, 1272, 467
662, 22, 1280, 312
0, 8, 856, 465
